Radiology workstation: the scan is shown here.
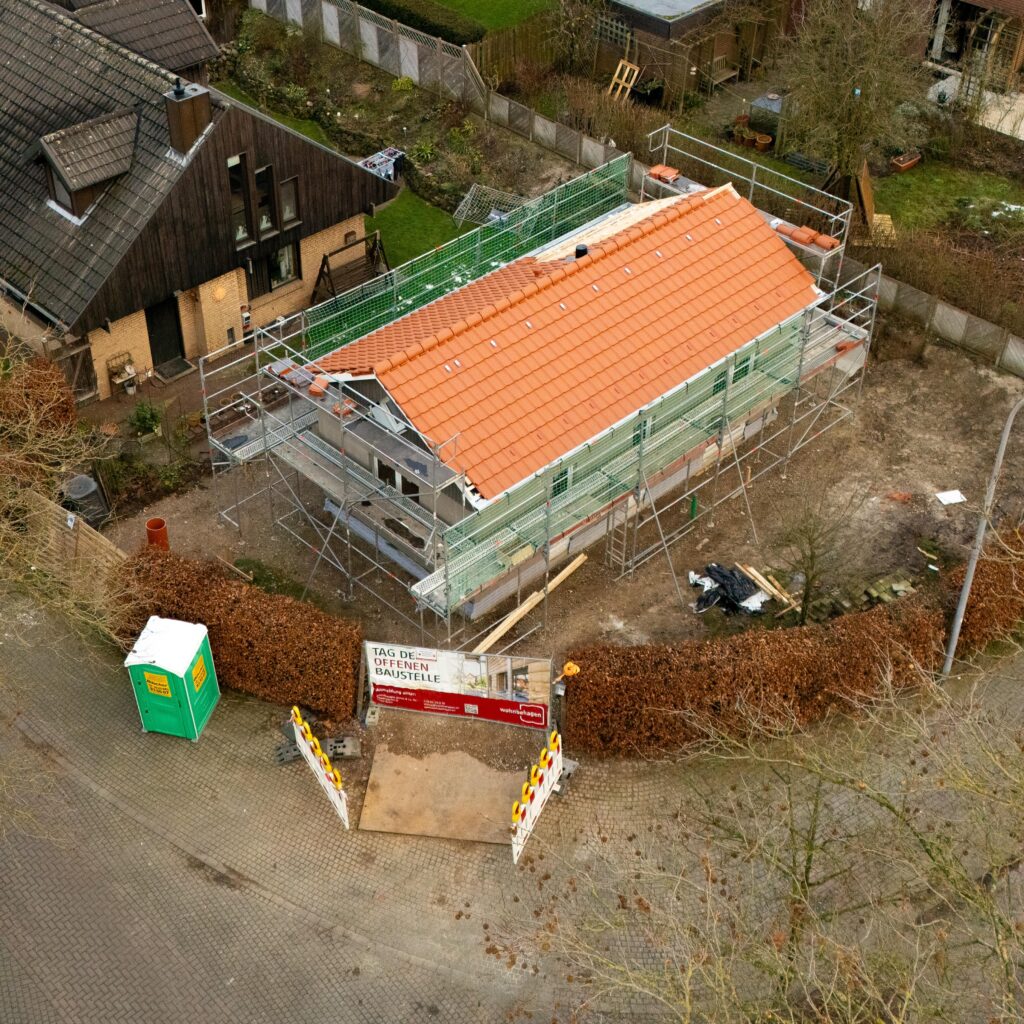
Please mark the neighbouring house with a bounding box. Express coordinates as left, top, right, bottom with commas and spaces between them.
0, 0, 397, 402
46, 0, 219, 82
924, 0, 1024, 139
594, 0, 787, 103
205, 146, 875, 626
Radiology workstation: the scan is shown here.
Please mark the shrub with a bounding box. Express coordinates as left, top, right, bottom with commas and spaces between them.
564, 600, 944, 756
392, 75, 415, 92
355, 0, 485, 44
120, 550, 363, 721
127, 400, 162, 437
950, 527, 1024, 654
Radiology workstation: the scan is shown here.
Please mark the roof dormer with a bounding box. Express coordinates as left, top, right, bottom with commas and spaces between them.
39, 109, 138, 220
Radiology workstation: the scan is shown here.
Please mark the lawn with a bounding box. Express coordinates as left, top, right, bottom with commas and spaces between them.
211, 80, 333, 148
873, 162, 1024, 229
366, 189, 467, 268
436, 0, 552, 30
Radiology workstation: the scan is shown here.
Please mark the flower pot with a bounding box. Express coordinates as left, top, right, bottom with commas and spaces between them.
755, 133, 773, 152
742, 133, 756, 148
734, 113, 750, 127
890, 151, 921, 173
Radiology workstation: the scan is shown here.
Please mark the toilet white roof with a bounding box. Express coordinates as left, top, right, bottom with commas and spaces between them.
124, 615, 208, 676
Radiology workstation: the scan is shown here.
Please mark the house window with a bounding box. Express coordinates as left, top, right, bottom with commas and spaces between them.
254, 166, 277, 237
269, 241, 299, 289
552, 467, 569, 498
189, 0, 207, 17
733, 354, 751, 383
227, 154, 252, 246
632, 418, 651, 447
712, 369, 727, 396
401, 475, 420, 505
279, 177, 300, 226
246, 241, 301, 298
344, 230, 357, 245
376, 459, 397, 489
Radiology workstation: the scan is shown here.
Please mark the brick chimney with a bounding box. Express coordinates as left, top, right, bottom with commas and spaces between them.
164, 77, 212, 154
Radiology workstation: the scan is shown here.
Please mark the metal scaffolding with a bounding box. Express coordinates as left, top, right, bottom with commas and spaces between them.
200, 144, 880, 645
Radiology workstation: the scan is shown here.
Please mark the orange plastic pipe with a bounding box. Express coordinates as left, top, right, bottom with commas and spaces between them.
146, 517, 169, 550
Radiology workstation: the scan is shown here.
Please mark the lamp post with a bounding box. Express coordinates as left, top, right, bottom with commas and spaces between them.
942, 395, 1024, 676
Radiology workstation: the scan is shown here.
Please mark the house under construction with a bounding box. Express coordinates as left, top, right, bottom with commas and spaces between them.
201, 129, 879, 642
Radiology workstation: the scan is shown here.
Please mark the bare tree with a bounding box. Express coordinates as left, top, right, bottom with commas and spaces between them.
772, 489, 862, 625
550, 0, 606, 76
778, 0, 931, 189
0, 341, 127, 644
507, 667, 1024, 1022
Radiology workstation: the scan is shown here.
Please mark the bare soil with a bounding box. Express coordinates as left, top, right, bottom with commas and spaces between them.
105, 337, 1024, 661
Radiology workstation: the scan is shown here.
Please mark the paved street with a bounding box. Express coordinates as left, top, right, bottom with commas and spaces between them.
4, 596, 1022, 1022
0, 599, 659, 1024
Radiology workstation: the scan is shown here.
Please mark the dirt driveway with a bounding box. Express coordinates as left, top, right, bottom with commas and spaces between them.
106, 336, 1024, 655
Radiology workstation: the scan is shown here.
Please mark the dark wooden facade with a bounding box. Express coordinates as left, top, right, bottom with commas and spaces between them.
77, 101, 396, 333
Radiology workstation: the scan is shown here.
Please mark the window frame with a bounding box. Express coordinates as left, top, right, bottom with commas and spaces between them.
254, 165, 279, 240
551, 466, 570, 498
268, 240, 300, 291
227, 153, 254, 248
279, 176, 300, 228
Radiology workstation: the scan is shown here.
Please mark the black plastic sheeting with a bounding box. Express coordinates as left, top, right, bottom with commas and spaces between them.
693, 563, 759, 614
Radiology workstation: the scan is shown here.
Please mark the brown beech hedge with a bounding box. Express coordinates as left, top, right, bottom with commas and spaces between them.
120, 549, 361, 720
565, 601, 944, 757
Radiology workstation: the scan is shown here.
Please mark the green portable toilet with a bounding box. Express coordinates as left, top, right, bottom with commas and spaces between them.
124, 616, 220, 740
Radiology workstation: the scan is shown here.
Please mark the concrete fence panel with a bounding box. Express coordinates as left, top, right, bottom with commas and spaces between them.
300, 0, 321, 28
1000, 335, 1024, 377
961, 314, 1008, 361
532, 114, 558, 151
507, 98, 532, 138
580, 136, 606, 169
555, 122, 581, 162
266, 0, 287, 20
358, 16, 378, 63
398, 35, 419, 80
877, 274, 898, 312
321, 0, 339, 42
929, 301, 969, 347
894, 281, 936, 324
488, 92, 510, 127
376, 25, 401, 77
251, 0, 267, 9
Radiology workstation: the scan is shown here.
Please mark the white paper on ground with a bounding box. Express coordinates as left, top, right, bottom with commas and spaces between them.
935, 490, 967, 506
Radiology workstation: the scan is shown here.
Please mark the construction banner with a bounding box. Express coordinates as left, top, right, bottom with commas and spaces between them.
364, 641, 550, 729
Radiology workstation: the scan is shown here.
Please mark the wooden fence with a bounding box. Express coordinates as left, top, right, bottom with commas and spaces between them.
15, 491, 127, 622
465, 12, 556, 86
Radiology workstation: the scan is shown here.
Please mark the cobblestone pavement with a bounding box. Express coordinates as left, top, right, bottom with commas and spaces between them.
4, 598, 1021, 1022
0, 600, 674, 1023
0, 604, 543, 1023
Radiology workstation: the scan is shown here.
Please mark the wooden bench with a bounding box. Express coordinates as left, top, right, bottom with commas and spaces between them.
705, 55, 740, 87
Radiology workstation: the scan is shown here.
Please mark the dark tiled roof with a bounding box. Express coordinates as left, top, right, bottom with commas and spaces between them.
74, 0, 219, 73
0, 0, 204, 329
39, 109, 139, 191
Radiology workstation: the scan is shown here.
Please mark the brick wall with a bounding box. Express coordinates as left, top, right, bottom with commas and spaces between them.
246, 215, 365, 327
76, 214, 368, 400
87, 310, 151, 401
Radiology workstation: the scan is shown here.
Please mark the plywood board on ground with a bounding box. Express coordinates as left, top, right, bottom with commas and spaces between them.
359, 746, 520, 844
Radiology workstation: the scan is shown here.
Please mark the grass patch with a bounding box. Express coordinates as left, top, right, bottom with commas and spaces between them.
873, 163, 1024, 229
234, 558, 309, 602
212, 80, 333, 148
366, 189, 467, 267
434, 0, 552, 30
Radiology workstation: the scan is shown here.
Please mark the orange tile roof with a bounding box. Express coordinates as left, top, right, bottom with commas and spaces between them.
311, 260, 548, 375
377, 186, 822, 500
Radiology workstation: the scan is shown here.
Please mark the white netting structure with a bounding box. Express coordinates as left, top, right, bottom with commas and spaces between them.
453, 183, 529, 227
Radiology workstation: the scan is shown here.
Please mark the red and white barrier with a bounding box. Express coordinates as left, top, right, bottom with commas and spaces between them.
511, 730, 563, 864
291, 706, 349, 829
